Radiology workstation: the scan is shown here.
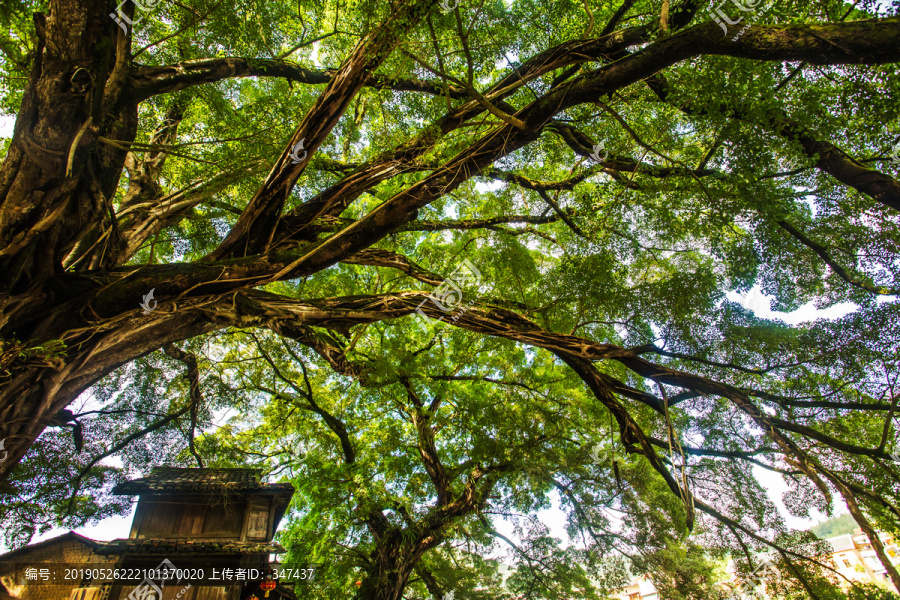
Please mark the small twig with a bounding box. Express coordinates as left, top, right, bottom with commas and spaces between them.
581, 0, 596, 37
97, 137, 222, 166
133, 1, 225, 59
401, 50, 526, 130
275, 31, 340, 60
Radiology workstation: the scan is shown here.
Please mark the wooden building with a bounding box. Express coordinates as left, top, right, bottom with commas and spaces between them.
0, 468, 298, 600
0, 532, 116, 600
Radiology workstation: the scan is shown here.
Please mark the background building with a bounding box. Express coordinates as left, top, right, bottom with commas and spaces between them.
0, 468, 298, 600
826, 530, 899, 593
613, 576, 658, 600
613, 529, 900, 600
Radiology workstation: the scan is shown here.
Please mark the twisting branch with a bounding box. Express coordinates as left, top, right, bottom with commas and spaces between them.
64, 402, 194, 516
645, 436, 795, 475
400, 49, 527, 130
554, 352, 696, 529
601, 0, 637, 36
644, 71, 900, 212
547, 120, 724, 180
248, 332, 356, 464
127, 57, 468, 104
401, 378, 452, 506
778, 220, 900, 295
342, 248, 446, 286
535, 188, 589, 239
162, 343, 205, 468
207, 0, 450, 261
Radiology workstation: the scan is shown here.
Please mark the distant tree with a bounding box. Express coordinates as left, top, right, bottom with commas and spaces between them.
810, 514, 860, 539
1, 0, 900, 598
847, 584, 900, 600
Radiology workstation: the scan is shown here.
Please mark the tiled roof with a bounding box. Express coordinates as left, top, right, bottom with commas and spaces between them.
827, 534, 855, 552
112, 468, 294, 495
95, 539, 284, 555
0, 531, 101, 561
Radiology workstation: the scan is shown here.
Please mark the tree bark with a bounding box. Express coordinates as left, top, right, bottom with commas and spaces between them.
2, 18, 900, 589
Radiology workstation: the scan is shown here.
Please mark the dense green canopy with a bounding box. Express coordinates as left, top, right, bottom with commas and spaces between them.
1, 0, 900, 598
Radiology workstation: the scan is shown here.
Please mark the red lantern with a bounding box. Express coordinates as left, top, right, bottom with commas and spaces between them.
260, 579, 277, 598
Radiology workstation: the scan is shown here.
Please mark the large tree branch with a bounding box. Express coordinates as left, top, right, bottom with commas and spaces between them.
162, 343, 205, 468
236, 288, 888, 588
558, 352, 698, 529
401, 378, 452, 506
273, 26, 658, 241
614, 353, 900, 517
301, 213, 571, 238
241, 289, 896, 527
4, 17, 900, 482
126, 58, 468, 105
645, 436, 796, 475
646, 74, 900, 212
251, 336, 357, 465
259, 18, 900, 287
633, 343, 795, 376
269, 322, 369, 382
777, 116, 900, 212
277, 4, 707, 240
207, 0, 444, 260
342, 248, 446, 286
557, 350, 886, 584
547, 120, 725, 180
748, 388, 895, 411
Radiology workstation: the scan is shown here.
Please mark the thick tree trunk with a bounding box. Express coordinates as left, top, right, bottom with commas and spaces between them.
0, 0, 137, 477
355, 537, 426, 600
0, 0, 133, 293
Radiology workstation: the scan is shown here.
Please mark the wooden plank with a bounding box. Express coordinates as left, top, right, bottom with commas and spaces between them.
239, 498, 251, 542
246, 508, 267, 540
141, 503, 177, 537
130, 502, 146, 538
178, 505, 206, 535
264, 497, 275, 541
194, 587, 227, 600
204, 503, 243, 537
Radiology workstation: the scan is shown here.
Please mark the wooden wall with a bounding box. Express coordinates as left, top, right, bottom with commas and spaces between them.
131, 494, 278, 542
